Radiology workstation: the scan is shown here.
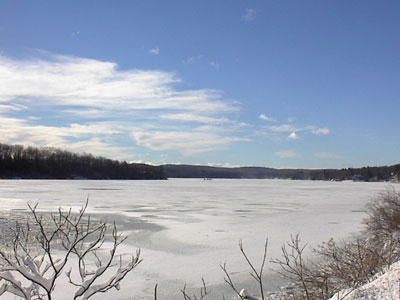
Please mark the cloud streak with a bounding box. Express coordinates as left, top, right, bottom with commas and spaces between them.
259, 114, 275, 122
132, 129, 248, 156
0, 52, 244, 159
0, 54, 237, 113
0, 116, 130, 159
159, 113, 229, 124
312, 127, 330, 135
267, 123, 330, 136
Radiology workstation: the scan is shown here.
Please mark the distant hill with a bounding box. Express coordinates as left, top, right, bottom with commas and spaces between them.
0, 143, 165, 179
162, 164, 293, 179
1, 143, 399, 181
163, 164, 400, 182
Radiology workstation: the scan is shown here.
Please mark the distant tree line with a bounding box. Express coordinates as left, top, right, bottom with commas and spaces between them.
0, 143, 165, 179
163, 164, 400, 182
293, 165, 400, 181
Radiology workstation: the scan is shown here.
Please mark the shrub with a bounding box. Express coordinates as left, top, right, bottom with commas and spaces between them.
364, 188, 400, 237
363, 188, 400, 264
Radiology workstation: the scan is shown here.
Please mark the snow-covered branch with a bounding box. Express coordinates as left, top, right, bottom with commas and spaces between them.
0, 199, 141, 300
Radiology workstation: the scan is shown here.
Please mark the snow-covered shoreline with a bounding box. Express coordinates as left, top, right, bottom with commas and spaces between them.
328, 260, 400, 300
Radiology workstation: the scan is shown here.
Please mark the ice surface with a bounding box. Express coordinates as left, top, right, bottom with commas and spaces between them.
0, 179, 395, 299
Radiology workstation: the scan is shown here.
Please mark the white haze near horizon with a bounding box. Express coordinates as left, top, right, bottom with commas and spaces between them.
0, 179, 396, 299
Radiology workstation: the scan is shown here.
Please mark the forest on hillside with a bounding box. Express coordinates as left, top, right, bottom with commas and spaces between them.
163, 164, 400, 181
0, 143, 165, 179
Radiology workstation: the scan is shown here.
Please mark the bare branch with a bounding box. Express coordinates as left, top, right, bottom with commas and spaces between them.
220, 262, 244, 299
238, 238, 268, 300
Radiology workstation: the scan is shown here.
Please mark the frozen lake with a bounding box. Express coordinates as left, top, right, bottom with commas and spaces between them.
0, 179, 395, 299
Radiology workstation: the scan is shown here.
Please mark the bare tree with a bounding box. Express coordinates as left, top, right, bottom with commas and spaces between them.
0, 199, 141, 300
221, 238, 268, 300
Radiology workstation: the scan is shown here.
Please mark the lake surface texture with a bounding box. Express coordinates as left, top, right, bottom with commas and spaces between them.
0, 179, 393, 299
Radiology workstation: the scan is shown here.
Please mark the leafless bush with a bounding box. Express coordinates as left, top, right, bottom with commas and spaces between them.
364, 189, 400, 237
0, 200, 141, 300
270, 234, 331, 300
363, 188, 400, 263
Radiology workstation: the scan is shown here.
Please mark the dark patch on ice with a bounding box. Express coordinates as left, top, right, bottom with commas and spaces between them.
125, 209, 157, 213
229, 271, 241, 275
124, 207, 214, 214
142, 214, 158, 218
215, 229, 225, 232
351, 209, 364, 213
79, 188, 122, 191
234, 209, 253, 213
270, 207, 294, 212
97, 213, 164, 232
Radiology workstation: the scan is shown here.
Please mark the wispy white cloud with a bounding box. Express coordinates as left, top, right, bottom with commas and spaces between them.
268, 124, 299, 133
159, 113, 229, 124
0, 52, 244, 158
267, 123, 330, 137
0, 116, 130, 159
242, 8, 256, 22
0, 103, 27, 113
288, 132, 299, 140
182, 55, 203, 64
61, 138, 132, 160
0, 53, 239, 113
259, 114, 275, 122
149, 47, 160, 55
275, 150, 300, 159
314, 152, 343, 159
312, 127, 330, 135
132, 129, 248, 156
0, 117, 120, 141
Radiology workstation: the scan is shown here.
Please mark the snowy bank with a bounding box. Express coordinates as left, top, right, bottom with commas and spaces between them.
328, 260, 400, 300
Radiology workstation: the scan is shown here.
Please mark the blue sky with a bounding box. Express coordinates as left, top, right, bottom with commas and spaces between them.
0, 1, 399, 168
